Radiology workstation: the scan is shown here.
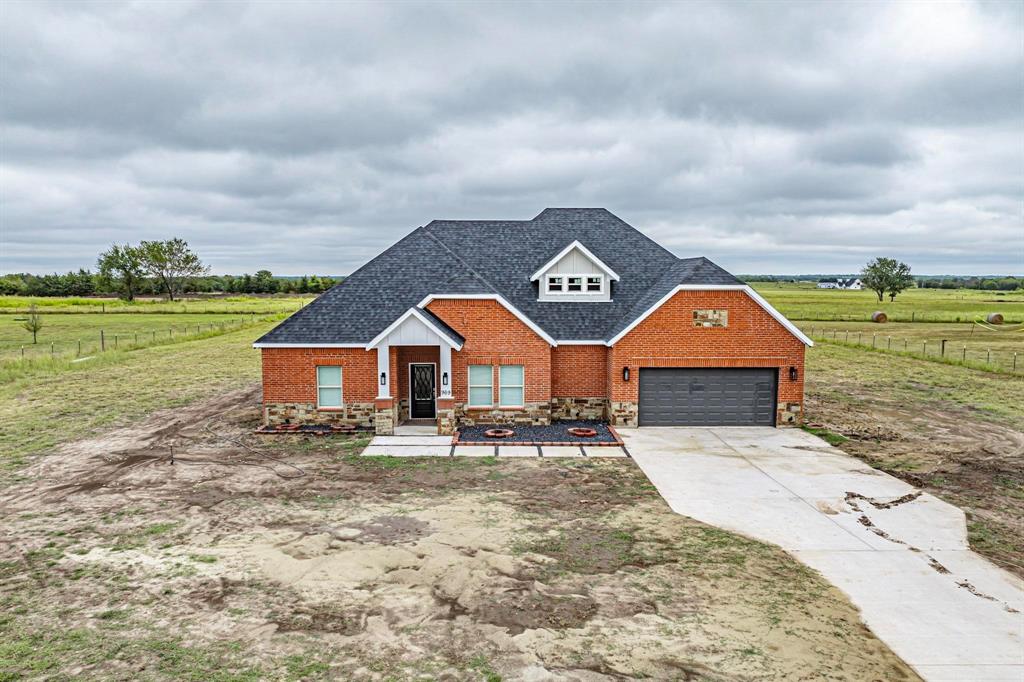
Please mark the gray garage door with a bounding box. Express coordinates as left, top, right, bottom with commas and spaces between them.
638, 368, 777, 426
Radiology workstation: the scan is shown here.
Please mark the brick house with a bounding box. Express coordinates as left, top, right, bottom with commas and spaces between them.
255, 209, 811, 435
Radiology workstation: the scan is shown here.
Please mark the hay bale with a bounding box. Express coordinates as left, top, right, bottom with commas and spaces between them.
871, 311, 888, 323
986, 312, 1004, 325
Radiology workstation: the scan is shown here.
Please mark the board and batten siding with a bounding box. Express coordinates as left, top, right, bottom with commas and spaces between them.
536, 245, 613, 302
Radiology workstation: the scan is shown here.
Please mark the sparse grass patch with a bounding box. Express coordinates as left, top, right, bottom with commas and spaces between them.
801, 425, 848, 446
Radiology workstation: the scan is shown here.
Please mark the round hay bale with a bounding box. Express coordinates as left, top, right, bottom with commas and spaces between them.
871, 311, 888, 323
986, 313, 1004, 325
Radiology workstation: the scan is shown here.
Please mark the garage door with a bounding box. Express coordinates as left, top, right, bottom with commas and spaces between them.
638, 368, 777, 426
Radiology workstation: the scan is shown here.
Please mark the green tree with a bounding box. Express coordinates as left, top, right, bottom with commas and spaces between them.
861, 257, 914, 302
138, 239, 209, 301
22, 304, 43, 344
98, 244, 146, 301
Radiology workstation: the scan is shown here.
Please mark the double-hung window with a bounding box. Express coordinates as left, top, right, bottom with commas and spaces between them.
316, 366, 343, 408
586, 276, 602, 292
546, 276, 563, 293
566, 276, 583, 292
498, 365, 524, 407
468, 365, 494, 407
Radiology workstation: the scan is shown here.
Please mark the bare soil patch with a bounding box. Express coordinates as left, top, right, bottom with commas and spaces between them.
1, 387, 918, 680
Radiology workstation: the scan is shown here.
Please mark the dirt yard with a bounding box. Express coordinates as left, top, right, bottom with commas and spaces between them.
0, 386, 916, 681
805, 342, 1024, 578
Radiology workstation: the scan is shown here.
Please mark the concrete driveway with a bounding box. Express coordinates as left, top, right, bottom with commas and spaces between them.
622, 427, 1024, 682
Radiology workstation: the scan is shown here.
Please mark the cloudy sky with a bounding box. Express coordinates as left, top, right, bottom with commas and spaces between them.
1, 1, 1021, 276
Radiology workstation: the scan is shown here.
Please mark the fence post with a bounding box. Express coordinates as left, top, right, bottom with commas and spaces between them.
923, 340, 927, 355
50, 342, 54, 357
941, 339, 947, 357
903, 339, 907, 351
887, 336, 891, 350
987, 349, 991, 364
1014, 353, 1018, 371
152, 331, 156, 341
21, 345, 24, 359
912, 311, 915, 322
101, 330, 105, 351
858, 332, 862, 345
962, 346, 966, 361
114, 335, 118, 349
77, 339, 81, 356
872, 334, 876, 348
135, 332, 138, 344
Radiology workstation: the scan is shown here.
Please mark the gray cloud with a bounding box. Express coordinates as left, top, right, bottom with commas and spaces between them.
1, 0, 1021, 276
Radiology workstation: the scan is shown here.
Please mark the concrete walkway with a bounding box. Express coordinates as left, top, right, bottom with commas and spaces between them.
622, 427, 1024, 682
361, 435, 628, 458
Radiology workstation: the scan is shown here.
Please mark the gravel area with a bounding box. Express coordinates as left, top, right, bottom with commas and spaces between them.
456, 420, 618, 444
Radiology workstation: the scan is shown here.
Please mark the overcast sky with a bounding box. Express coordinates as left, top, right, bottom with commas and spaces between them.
1, 1, 1022, 276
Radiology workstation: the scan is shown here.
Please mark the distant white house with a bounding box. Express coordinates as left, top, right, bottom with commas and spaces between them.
817, 277, 862, 290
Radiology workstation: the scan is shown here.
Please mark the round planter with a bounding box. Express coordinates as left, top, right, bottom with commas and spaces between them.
567, 427, 598, 438
483, 428, 515, 439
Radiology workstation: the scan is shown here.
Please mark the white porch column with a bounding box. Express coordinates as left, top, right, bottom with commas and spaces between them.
439, 344, 452, 398
376, 344, 390, 398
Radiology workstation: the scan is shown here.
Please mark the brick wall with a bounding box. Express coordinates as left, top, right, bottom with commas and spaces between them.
608, 289, 805, 409
261, 347, 379, 404
425, 298, 552, 407
551, 344, 608, 397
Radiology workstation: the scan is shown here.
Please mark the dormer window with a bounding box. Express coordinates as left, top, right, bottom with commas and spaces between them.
532, 240, 620, 302
546, 274, 605, 295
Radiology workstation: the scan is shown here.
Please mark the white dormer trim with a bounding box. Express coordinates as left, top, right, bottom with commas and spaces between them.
529, 240, 620, 283
365, 307, 464, 350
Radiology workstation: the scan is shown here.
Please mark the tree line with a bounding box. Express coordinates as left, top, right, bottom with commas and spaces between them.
0, 239, 340, 299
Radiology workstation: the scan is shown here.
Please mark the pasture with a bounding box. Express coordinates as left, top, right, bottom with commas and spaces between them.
752, 281, 1024, 323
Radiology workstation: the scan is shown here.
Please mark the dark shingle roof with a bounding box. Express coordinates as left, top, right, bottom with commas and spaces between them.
255, 208, 743, 345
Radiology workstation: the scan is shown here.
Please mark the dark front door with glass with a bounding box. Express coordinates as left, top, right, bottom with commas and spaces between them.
410, 364, 436, 419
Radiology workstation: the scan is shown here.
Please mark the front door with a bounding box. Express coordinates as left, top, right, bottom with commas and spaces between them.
410, 364, 436, 419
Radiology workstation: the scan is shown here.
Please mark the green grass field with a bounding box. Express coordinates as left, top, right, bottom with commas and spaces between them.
799, 321, 1024, 374
0, 321, 273, 476
752, 282, 1024, 323
0, 294, 312, 315
0, 312, 282, 361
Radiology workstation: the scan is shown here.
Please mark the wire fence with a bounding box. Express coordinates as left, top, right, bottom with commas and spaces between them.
789, 310, 1022, 324
803, 326, 1023, 375
1, 314, 277, 364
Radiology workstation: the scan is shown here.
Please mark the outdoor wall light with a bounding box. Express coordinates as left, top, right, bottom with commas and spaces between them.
380, 372, 387, 385
442, 372, 449, 386
789, 366, 798, 382
622, 366, 630, 382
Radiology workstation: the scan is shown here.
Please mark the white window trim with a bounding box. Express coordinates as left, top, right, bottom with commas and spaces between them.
498, 364, 525, 408
316, 365, 344, 409
545, 273, 605, 295
467, 364, 494, 408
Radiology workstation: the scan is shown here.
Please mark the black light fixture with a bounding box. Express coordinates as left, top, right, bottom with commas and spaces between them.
622, 366, 630, 382
380, 372, 387, 385
789, 366, 798, 381
442, 371, 449, 386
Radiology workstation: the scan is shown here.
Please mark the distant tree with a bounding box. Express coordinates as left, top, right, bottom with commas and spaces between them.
861, 258, 914, 302
297, 276, 309, 294
253, 270, 277, 294
22, 304, 43, 344
98, 244, 146, 301
138, 239, 209, 301
0, 276, 25, 295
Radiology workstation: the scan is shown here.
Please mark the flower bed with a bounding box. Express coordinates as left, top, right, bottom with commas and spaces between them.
454, 420, 622, 446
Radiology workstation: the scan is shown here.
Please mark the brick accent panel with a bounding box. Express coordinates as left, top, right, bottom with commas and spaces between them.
608, 290, 806, 425
426, 299, 552, 406
551, 344, 608, 397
